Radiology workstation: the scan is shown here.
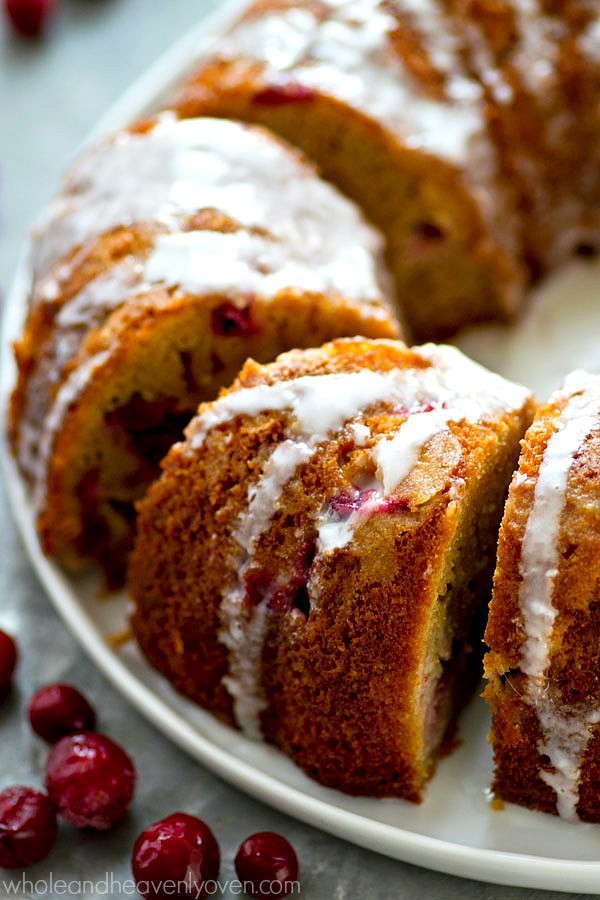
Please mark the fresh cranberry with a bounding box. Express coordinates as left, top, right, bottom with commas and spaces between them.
253, 83, 315, 106
0, 787, 57, 868
105, 393, 175, 432
408, 221, 444, 256
413, 221, 444, 242
4, 0, 58, 37
132, 813, 220, 900
235, 831, 299, 898
75, 467, 101, 510
0, 629, 17, 698
45, 733, 135, 830
330, 489, 377, 517
28, 684, 96, 744
210, 301, 259, 338
392, 401, 435, 416
330, 489, 409, 519
378, 496, 410, 513
242, 542, 315, 620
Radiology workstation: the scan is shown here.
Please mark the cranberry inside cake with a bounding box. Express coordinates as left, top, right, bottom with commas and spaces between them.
8, 117, 397, 582
130, 338, 534, 799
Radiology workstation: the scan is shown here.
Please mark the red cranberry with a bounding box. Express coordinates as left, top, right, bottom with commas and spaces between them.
330, 489, 410, 519
378, 496, 410, 513
28, 684, 96, 744
4, 0, 58, 37
393, 401, 435, 416
132, 813, 220, 900
330, 489, 377, 517
413, 221, 444, 241
0, 787, 57, 868
235, 831, 299, 898
253, 83, 315, 106
0, 629, 17, 698
408, 221, 444, 256
210, 301, 259, 338
242, 548, 314, 619
45, 733, 135, 830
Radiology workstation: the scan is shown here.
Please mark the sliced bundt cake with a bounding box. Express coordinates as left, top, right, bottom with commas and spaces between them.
130, 338, 534, 799
8, 116, 397, 584
169, 0, 600, 340
485, 372, 600, 822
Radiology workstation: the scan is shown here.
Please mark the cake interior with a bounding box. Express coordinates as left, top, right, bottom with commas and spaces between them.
40, 291, 396, 583
174, 76, 522, 339
416, 420, 526, 772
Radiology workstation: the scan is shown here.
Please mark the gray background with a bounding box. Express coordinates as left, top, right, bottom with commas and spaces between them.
0, 2, 592, 897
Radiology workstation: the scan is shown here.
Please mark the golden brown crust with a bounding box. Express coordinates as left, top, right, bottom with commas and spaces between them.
8, 119, 398, 583
131, 338, 533, 798
32, 287, 396, 582
172, 65, 522, 342
485, 382, 600, 820
169, 0, 600, 339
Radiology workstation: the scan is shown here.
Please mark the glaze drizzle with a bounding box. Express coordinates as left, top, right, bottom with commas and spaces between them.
518, 370, 600, 820
204, 343, 530, 736
21, 116, 390, 492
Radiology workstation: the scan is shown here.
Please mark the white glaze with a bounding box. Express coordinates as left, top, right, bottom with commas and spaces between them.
18, 262, 146, 481
511, 0, 565, 93
418, 343, 532, 412
316, 516, 356, 555
32, 115, 385, 292
220, 439, 314, 734
24, 208, 384, 480
348, 421, 370, 446
579, 19, 600, 64
144, 228, 384, 304
220, 584, 269, 739
190, 370, 401, 449
189, 344, 529, 449
537, 704, 600, 822
373, 401, 470, 495
33, 350, 112, 512
24, 115, 391, 491
313, 345, 530, 552
54, 260, 144, 330
210, 343, 530, 734
397, 0, 456, 72
315, 476, 380, 555
212, 368, 412, 735
460, 16, 514, 107
315, 388, 499, 554
234, 440, 314, 555
517, 370, 600, 820
217, 0, 489, 166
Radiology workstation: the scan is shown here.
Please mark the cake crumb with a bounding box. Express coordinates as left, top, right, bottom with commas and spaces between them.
107, 628, 133, 649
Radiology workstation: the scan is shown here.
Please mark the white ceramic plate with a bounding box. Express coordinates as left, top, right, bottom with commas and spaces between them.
3, 3, 600, 891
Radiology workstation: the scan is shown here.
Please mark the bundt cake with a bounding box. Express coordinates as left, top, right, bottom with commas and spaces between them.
169, 0, 600, 341
130, 337, 534, 800
485, 371, 600, 823
8, 115, 398, 584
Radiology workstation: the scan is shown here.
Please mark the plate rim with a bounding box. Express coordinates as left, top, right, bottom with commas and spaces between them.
2, 4, 600, 891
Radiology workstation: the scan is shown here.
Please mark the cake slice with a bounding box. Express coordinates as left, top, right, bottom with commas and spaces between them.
130, 338, 533, 799
8, 116, 397, 584
168, 0, 600, 339
485, 372, 600, 822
